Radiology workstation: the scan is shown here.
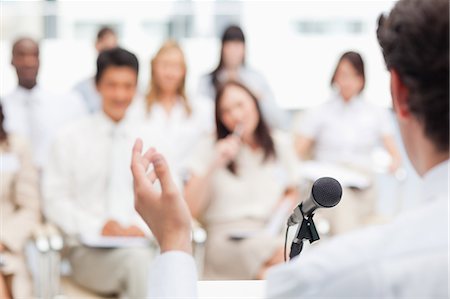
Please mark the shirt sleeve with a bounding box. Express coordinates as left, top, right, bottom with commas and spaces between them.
42, 131, 105, 236
196, 74, 216, 101
377, 107, 395, 137
295, 107, 323, 139
184, 136, 215, 177
147, 251, 198, 298
273, 131, 301, 187
253, 72, 290, 130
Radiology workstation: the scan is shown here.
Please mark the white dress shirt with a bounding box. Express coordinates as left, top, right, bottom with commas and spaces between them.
1, 85, 87, 167
197, 67, 289, 130
146, 160, 449, 298
42, 112, 150, 237
297, 93, 394, 170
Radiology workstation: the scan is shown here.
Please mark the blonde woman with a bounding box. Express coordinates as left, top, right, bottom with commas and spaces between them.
141, 41, 213, 180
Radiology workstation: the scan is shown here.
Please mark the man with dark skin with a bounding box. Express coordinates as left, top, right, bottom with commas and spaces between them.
11, 38, 40, 90
2, 37, 87, 168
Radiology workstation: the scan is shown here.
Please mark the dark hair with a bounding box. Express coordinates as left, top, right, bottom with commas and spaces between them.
97, 26, 116, 41
377, 0, 449, 152
331, 51, 365, 92
210, 25, 246, 94
215, 81, 276, 174
95, 47, 139, 84
0, 103, 8, 144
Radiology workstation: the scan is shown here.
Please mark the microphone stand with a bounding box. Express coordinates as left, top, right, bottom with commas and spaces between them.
289, 205, 320, 260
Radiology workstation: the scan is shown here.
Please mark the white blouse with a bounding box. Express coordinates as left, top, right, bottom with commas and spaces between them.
297, 94, 395, 170
130, 96, 214, 182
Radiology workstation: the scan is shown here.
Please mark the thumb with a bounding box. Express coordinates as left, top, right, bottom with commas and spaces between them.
151, 153, 178, 195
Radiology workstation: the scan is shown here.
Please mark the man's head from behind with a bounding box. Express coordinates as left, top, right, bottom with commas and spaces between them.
11, 37, 39, 90
377, 0, 449, 176
96, 26, 118, 53
96, 47, 139, 123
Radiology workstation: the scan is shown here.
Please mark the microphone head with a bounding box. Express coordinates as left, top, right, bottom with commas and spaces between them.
311, 177, 342, 208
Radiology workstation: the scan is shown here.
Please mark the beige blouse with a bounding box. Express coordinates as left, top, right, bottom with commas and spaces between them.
186, 131, 300, 226
1, 134, 40, 254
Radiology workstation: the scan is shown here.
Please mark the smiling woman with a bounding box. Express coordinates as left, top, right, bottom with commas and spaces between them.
183, 81, 300, 280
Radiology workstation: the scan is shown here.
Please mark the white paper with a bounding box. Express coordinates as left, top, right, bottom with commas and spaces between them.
198, 280, 265, 299
300, 161, 371, 189
79, 235, 153, 248
228, 198, 292, 240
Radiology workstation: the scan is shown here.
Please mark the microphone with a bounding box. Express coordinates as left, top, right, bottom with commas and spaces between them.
287, 177, 342, 226
287, 177, 343, 260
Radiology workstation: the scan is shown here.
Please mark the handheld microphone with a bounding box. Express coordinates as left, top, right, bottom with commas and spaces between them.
287, 177, 343, 226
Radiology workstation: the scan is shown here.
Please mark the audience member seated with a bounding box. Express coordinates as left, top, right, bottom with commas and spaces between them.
294, 51, 402, 235
0, 103, 41, 299
134, 40, 213, 183
42, 48, 154, 298
1, 37, 87, 169
184, 81, 300, 280
74, 26, 118, 113
197, 25, 288, 129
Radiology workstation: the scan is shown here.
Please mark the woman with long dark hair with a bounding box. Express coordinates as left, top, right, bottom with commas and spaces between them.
294, 51, 402, 235
197, 25, 288, 129
0, 103, 40, 298
184, 81, 299, 279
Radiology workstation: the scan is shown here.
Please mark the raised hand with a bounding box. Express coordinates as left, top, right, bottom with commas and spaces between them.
130, 139, 193, 254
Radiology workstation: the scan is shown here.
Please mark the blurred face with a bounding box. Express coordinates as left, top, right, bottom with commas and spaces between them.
219, 85, 259, 140
97, 66, 137, 122
96, 33, 118, 52
153, 48, 185, 95
333, 59, 364, 101
11, 40, 39, 89
222, 41, 245, 69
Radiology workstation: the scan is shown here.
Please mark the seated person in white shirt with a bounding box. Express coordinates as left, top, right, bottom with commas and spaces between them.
130, 0, 449, 297
139, 40, 213, 181
43, 47, 154, 298
74, 26, 118, 113
1, 37, 87, 169
294, 51, 402, 235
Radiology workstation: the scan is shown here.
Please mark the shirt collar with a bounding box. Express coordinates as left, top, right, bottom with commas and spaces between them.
422, 159, 449, 202
16, 84, 40, 94
96, 110, 129, 137
335, 93, 362, 107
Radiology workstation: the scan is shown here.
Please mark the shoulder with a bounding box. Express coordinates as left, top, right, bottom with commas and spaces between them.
1, 89, 20, 105
189, 95, 214, 113
271, 130, 294, 147
5, 134, 31, 153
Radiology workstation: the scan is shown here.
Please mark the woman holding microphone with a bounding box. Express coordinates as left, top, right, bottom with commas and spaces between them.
184, 81, 299, 280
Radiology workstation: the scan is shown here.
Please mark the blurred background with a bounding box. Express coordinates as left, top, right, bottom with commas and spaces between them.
3, 0, 395, 109
1, 1, 427, 298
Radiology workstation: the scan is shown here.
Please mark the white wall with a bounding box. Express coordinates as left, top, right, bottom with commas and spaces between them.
1, 0, 396, 110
